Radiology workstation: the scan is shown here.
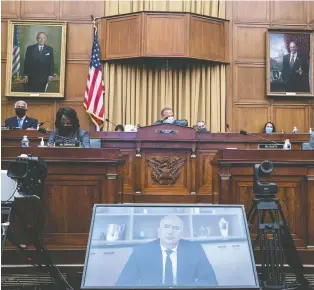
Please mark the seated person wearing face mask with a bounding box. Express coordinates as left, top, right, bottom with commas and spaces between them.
4, 100, 38, 130
48, 107, 90, 148
262, 122, 276, 134
196, 121, 208, 132
153, 107, 188, 127
302, 132, 314, 150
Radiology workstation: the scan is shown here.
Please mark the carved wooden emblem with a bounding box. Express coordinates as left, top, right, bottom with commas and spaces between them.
147, 156, 185, 185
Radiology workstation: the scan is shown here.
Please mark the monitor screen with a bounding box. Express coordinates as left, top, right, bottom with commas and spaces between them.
81, 204, 259, 290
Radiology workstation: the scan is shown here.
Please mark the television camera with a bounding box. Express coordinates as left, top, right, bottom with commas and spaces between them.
248, 160, 311, 290
7, 154, 47, 198
2, 154, 73, 289
253, 160, 278, 198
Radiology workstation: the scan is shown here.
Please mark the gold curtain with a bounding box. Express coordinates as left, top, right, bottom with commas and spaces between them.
103, 0, 226, 132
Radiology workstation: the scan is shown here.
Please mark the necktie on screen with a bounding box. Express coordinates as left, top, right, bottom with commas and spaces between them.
290, 54, 295, 67
39, 46, 43, 53
164, 249, 173, 285
18, 118, 23, 128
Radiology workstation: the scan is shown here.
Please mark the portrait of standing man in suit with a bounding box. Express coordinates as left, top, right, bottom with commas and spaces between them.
24, 32, 54, 92
268, 31, 312, 96
116, 215, 218, 287
281, 41, 309, 93
5, 20, 66, 98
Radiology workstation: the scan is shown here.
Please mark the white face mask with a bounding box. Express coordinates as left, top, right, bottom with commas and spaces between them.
164, 116, 174, 123
265, 127, 273, 134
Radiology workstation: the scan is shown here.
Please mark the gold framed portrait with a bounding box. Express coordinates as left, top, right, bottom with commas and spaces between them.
266, 29, 314, 97
5, 20, 67, 98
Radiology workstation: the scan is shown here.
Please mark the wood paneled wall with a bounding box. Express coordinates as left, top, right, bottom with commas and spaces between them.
226, 1, 314, 133
2, 1, 314, 133
1, 1, 105, 131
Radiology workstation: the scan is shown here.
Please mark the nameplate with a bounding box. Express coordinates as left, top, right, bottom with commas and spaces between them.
56, 143, 78, 147
258, 144, 283, 149
155, 129, 178, 134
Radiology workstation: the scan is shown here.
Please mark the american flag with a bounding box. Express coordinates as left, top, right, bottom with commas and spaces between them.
84, 27, 104, 131
12, 25, 20, 76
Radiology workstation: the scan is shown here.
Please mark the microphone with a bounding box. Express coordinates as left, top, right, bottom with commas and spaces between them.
105, 118, 117, 128
240, 130, 282, 145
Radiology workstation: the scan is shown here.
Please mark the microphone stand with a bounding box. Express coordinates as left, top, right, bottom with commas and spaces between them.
240, 131, 283, 146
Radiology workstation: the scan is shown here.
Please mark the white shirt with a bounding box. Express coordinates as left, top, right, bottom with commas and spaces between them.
290, 52, 297, 63
16, 115, 26, 128
161, 244, 178, 285
38, 45, 44, 51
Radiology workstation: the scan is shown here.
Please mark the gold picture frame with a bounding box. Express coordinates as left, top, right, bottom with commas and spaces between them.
5, 20, 67, 98
266, 29, 314, 97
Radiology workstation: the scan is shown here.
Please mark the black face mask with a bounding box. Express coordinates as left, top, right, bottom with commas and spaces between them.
198, 127, 206, 132
15, 108, 26, 118
59, 123, 74, 133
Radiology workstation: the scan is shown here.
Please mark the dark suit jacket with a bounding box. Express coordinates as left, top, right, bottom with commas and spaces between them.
24, 44, 54, 92
48, 129, 90, 148
116, 239, 217, 287
281, 53, 309, 92
4, 116, 38, 129
153, 119, 188, 127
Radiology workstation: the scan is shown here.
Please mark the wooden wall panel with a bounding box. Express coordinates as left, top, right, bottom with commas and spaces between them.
60, 1, 104, 20
1, 1, 20, 19
65, 62, 90, 100
1, 62, 6, 101
1, 21, 8, 59
234, 106, 270, 133
44, 178, 102, 233
190, 16, 225, 61
67, 23, 93, 60
144, 14, 186, 56
271, 1, 307, 24
274, 106, 309, 133
234, 64, 266, 102
234, 26, 267, 62
26, 103, 55, 130
311, 106, 314, 127
310, 2, 314, 25
106, 15, 141, 59
21, 1, 59, 19
228, 1, 313, 135
233, 1, 269, 23
196, 151, 216, 194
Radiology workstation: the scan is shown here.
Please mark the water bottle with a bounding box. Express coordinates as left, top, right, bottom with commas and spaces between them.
310, 128, 313, 134
293, 126, 298, 134
283, 139, 291, 150
21, 135, 29, 147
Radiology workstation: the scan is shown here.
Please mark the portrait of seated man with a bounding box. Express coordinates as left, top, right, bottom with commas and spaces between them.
116, 215, 217, 287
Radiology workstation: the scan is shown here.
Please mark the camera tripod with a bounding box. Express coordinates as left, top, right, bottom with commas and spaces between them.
2, 197, 73, 290
247, 196, 312, 290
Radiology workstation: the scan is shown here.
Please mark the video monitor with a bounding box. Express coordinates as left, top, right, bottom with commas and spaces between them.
81, 204, 259, 290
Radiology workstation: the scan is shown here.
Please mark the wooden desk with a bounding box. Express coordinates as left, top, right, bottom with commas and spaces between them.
1, 147, 125, 264
1, 127, 312, 203
212, 149, 314, 263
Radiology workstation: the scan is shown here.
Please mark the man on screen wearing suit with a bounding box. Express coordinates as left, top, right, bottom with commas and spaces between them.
4, 100, 38, 130
24, 32, 54, 92
116, 215, 218, 287
281, 41, 309, 93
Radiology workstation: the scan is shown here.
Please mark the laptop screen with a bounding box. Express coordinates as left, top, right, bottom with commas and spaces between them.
81, 204, 259, 290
